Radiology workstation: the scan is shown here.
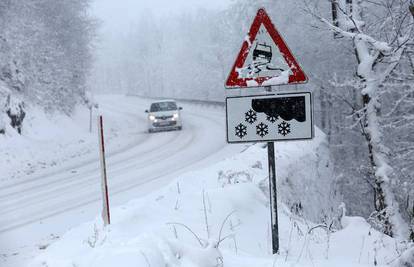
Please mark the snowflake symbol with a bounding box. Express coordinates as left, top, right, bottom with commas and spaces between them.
245, 109, 257, 124
266, 114, 278, 123
278, 121, 291, 136
256, 122, 269, 137
235, 123, 247, 139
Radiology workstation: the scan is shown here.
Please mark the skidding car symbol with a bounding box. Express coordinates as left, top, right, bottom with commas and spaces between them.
145, 100, 183, 133
249, 43, 285, 74
253, 43, 272, 63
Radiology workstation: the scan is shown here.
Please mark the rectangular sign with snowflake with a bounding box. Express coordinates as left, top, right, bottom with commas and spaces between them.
226, 92, 313, 143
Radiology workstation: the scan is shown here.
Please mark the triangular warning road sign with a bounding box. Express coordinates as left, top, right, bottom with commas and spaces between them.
225, 8, 308, 89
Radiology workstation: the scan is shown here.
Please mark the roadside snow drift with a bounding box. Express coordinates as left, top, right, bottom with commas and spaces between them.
30, 129, 405, 267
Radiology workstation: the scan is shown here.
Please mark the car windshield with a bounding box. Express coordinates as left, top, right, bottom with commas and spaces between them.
257, 44, 271, 52
150, 102, 177, 112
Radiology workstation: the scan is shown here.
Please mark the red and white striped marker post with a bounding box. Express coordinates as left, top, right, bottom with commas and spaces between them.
98, 115, 111, 226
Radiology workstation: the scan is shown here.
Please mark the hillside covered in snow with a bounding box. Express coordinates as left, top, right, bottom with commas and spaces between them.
29, 129, 413, 267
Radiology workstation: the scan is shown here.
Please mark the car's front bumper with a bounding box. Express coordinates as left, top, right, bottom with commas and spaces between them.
148, 119, 182, 132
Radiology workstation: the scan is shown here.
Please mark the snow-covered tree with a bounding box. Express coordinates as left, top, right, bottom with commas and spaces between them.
306, 0, 414, 240
0, 0, 95, 134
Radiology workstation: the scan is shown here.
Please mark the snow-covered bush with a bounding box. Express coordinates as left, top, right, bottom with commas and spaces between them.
0, 80, 26, 135
0, 81, 10, 134
0, 114, 5, 134
84, 91, 98, 110
5, 95, 25, 134
392, 247, 414, 267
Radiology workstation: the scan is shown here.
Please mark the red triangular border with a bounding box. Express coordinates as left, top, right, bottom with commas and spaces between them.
225, 8, 308, 89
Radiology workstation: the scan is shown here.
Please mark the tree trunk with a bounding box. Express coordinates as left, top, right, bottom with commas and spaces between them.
360, 81, 411, 239
362, 93, 393, 236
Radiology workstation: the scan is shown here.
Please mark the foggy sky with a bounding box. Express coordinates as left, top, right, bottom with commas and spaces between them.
89, 0, 234, 93
91, 0, 233, 34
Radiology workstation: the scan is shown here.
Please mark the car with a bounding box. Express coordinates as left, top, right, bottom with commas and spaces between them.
145, 100, 183, 133
253, 43, 272, 63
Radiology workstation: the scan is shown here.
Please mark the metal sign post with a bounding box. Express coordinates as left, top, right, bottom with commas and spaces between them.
267, 141, 279, 253
89, 107, 93, 133
98, 115, 111, 226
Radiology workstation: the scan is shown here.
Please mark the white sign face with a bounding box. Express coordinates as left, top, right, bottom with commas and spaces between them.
226, 92, 313, 143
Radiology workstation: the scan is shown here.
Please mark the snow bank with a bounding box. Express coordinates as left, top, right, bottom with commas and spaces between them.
29, 129, 404, 267
0, 104, 94, 184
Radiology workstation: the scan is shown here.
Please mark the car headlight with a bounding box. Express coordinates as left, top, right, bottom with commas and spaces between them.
173, 113, 179, 119
149, 115, 156, 121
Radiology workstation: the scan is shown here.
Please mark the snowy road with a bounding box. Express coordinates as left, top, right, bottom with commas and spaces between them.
0, 95, 243, 267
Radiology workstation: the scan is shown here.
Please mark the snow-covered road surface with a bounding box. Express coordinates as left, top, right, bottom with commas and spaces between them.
0, 95, 244, 267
